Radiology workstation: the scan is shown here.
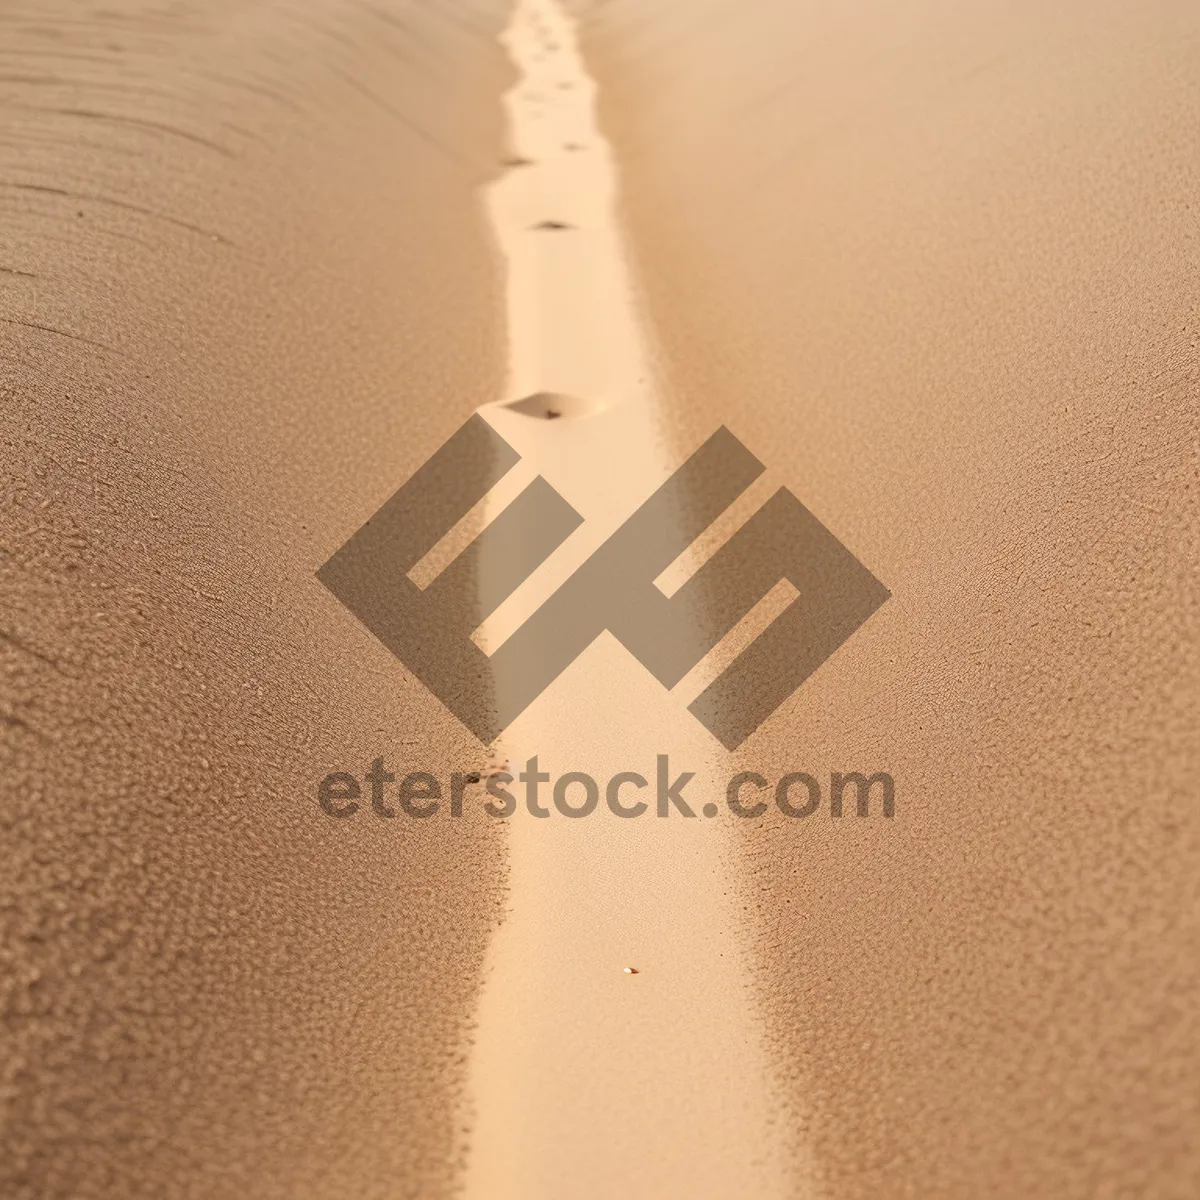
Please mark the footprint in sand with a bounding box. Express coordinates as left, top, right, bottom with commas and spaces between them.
501, 392, 606, 420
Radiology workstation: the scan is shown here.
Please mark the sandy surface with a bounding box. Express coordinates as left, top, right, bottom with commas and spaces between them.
572, 0, 1200, 1195
1, 3, 512, 1197
3, 0, 1198, 1196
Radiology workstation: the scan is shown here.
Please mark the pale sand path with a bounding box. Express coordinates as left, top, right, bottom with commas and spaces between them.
461, 0, 789, 1195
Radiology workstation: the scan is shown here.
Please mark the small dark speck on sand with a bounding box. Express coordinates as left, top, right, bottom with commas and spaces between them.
532, 220, 573, 231
465, 772, 482, 784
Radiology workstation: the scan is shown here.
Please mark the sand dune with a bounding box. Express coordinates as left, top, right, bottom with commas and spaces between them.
2, 0, 1197, 1196
575, 0, 1200, 1194
1, 3, 511, 1197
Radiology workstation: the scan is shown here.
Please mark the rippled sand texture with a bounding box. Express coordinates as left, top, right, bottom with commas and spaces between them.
1, 3, 511, 1197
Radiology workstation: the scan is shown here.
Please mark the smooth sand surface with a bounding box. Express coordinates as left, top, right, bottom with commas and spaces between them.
572, 0, 1200, 1195
1, 3, 512, 1197
463, 1, 786, 1194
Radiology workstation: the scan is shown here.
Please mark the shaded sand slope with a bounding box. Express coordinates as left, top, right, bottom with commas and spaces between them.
1, 3, 509, 1197
573, 0, 1200, 1195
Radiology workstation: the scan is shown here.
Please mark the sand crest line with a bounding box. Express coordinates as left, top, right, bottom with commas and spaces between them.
460, 0, 790, 1196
